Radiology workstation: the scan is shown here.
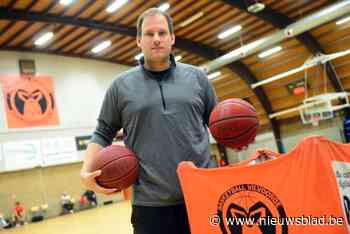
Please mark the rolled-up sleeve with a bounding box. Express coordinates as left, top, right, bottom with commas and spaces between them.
90, 81, 122, 147
201, 72, 218, 126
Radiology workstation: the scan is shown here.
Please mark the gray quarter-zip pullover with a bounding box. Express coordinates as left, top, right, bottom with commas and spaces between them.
91, 55, 217, 206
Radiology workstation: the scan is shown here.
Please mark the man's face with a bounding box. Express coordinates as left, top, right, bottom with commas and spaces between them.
137, 14, 175, 62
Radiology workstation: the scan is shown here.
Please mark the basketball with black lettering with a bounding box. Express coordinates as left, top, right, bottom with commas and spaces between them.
209, 98, 259, 149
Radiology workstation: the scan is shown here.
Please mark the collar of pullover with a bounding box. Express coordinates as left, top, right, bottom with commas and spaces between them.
139, 54, 176, 80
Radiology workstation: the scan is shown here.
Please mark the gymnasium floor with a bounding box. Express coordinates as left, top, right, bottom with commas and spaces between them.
6, 201, 133, 234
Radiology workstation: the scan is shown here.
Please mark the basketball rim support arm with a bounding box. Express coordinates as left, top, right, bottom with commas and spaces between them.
268, 92, 350, 119
201, 0, 350, 73
251, 49, 350, 89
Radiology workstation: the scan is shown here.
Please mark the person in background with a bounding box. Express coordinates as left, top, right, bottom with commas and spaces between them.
0, 212, 9, 229
83, 190, 98, 207
60, 192, 74, 214
79, 194, 88, 210
12, 201, 26, 226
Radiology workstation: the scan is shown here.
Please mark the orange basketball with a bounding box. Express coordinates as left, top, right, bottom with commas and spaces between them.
91, 145, 139, 190
209, 98, 259, 149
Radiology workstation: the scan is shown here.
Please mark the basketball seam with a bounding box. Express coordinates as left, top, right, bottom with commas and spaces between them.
220, 101, 256, 113
97, 154, 134, 171
210, 116, 258, 128
211, 123, 259, 141
98, 164, 139, 182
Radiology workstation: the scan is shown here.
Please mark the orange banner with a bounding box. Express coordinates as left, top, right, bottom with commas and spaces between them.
1, 75, 59, 128
178, 136, 350, 234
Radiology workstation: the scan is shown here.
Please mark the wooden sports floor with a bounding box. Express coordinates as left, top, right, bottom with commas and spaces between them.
6, 201, 133, 234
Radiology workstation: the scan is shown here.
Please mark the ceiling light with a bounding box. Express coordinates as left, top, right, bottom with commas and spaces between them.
218, 25, 242, 39
247, 2, 265, 13
60, 0, 74, 5
106, 0, 128, 13
336, 16, 350, 25
34, 32, 54, 46
135, 53, 143, 60
179, 12, 204, 28
158, 3, 170, 12
258, 46, 282, 58
91, 40, 112, 54
175, 55, 182, 61
208, 71, 221, 80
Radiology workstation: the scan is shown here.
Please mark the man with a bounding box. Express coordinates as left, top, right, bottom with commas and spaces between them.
83, 190, 97, 206
80, 8, 217, 234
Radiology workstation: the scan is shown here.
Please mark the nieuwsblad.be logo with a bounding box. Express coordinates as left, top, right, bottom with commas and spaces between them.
217, 184, 288, 234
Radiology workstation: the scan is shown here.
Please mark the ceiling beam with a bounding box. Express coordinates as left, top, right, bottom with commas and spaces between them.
0, 0, 39, 37
1, 46, 133, 66
73, 0, 97, 17
17, 0, 97, 48
6, 0, 19, 9
0, 7, 137, 36
2, 0, 60, 47
45, 1, 106, 50
53, 28, 90, 52
46, 1, 116, 52
222, 0, 344, 92
66, 31, 106, 55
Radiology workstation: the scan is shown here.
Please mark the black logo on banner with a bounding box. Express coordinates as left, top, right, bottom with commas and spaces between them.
343, 195, 350, 224
7, 81, 54, 122
217, 184, 288, 234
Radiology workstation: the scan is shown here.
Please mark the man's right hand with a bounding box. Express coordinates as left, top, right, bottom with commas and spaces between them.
80, 170, 118, 195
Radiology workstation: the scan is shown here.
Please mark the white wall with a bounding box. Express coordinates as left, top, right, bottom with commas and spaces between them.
236, 132, 277, 162
282, 117, 343, 151
0, 51, 130, 142
226, 116, 344, 163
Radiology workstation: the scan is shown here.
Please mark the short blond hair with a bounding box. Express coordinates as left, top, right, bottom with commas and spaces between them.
136, 8, 174, 37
